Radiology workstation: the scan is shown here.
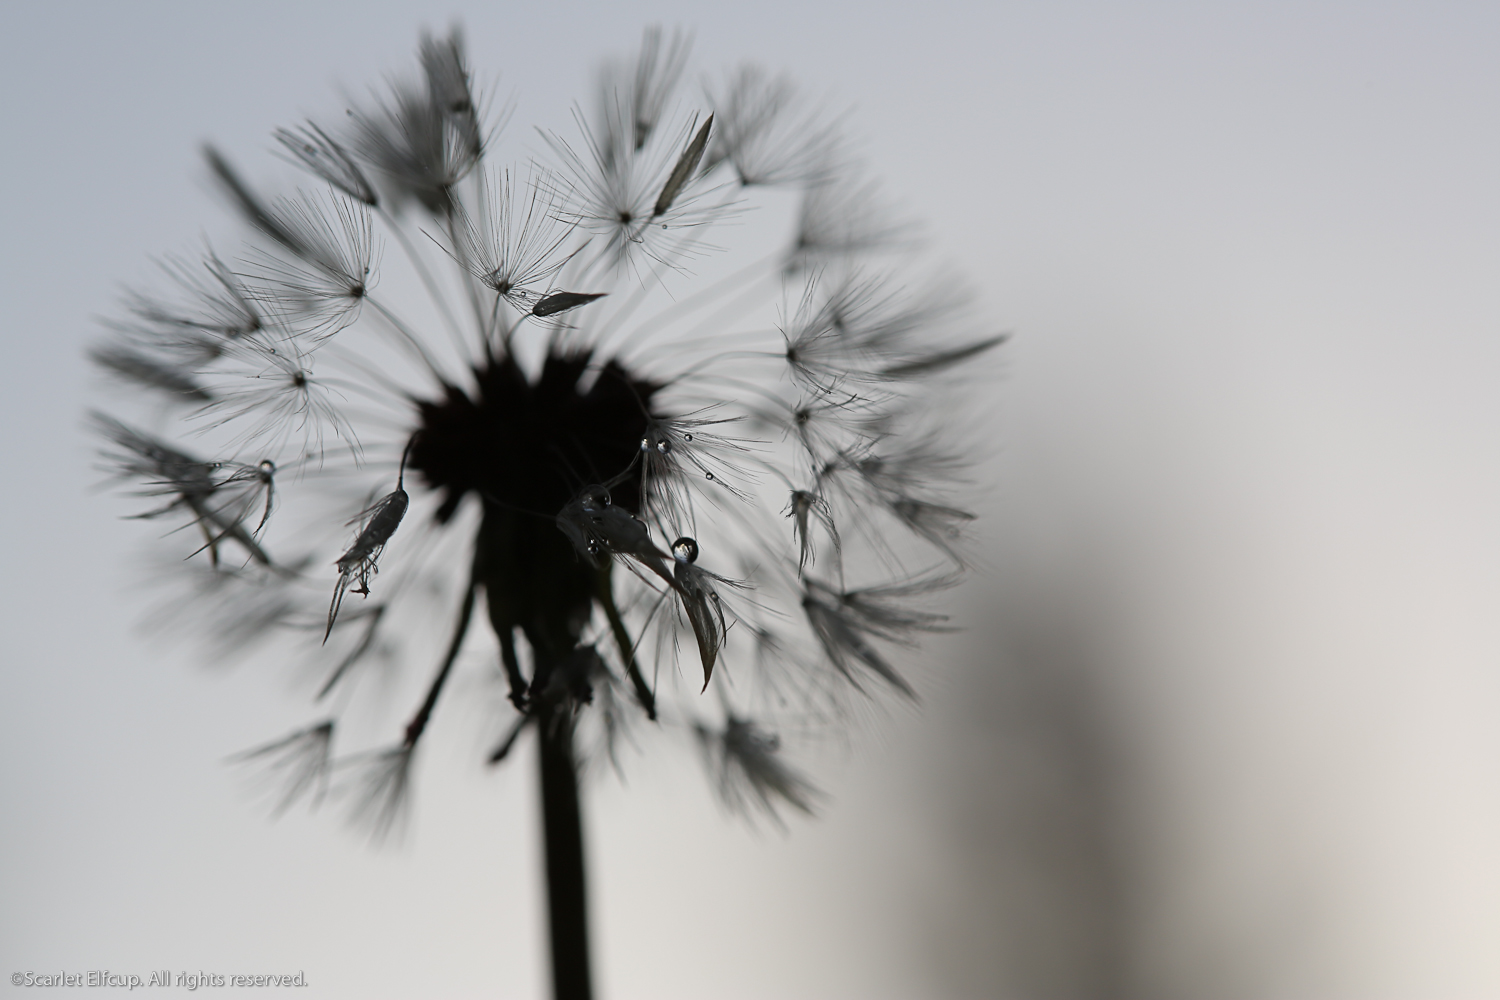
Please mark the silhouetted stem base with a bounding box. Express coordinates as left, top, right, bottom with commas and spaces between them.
539, 709, 591, 1000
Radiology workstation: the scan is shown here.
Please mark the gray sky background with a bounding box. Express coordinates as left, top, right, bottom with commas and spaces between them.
3, 2, 1500, 998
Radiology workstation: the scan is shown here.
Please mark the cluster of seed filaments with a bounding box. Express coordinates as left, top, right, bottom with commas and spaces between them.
93, 27, 994, 830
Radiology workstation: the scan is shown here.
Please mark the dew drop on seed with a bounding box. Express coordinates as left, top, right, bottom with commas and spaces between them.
683, 433, 693, 442
705, 472, 714, 481
656, 440, 671, 455
671, 536, 699, 563
258, 460, 275, 474
640, 437, 650, 452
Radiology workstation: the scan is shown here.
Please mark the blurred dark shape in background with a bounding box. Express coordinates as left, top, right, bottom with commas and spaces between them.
926, 597, 1132, 1000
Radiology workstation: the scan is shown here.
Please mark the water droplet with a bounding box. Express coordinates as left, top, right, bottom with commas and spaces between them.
671, 536, 699, 563
258, 460, 276, 478
587, 540, 602, 558
705, 472, 714, 481
640, 437, 650, 451
683, 433, 693, 442
656, 440, 671, 455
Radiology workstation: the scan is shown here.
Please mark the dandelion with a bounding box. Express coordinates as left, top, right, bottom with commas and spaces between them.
91, 28, 998, 1000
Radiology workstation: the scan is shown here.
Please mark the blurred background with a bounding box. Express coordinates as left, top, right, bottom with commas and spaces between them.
4, 2, 1499, 997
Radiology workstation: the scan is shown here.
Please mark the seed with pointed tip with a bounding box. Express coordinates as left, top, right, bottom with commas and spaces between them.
532, 291, 607, 317
653, 114, 714, 218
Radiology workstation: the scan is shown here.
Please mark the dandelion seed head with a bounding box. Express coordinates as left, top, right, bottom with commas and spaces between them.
94, 27, 997, 833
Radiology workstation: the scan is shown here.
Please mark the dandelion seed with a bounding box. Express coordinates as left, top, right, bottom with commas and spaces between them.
558, 484, 660, 567
237, 188, 376, 339
148, 559, 303, 661
343, 745, 415, 845
326, 482, 409, 641
787, 174, 911, 271
703, 66, 844, 188
229, 720, 335, 816
532, 291, 607, 318
800, 574, 956, 699
879, 333, 1010, 379
636, 409, 755, 529
89, 345, 213, 402
695, 716, 820, 824
196, 334, 357, 456
419, 29, 484, 163
597, 26, 691, 162
548, 68, 734, 271
892, 497, 976, 564
204, 145, 307, 255
115, 250, 262, 355
274, 121, 379, 206
93, 412, 272, 567
785, 489, 839, 577
347, 28, 486, 213
670, 535, 734, 689
653, 113, 713, 218
445, 168, 576, 305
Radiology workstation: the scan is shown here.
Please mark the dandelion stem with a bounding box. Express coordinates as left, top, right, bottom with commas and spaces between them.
596, 563, 656, 720
402, 580, 475, 749
537, 699, 592, 1000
